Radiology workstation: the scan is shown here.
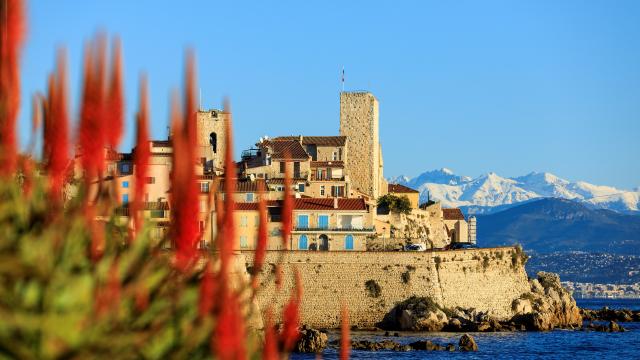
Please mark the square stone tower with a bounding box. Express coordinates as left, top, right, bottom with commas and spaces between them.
196, 109, 228, 173
340, 92, 386, 199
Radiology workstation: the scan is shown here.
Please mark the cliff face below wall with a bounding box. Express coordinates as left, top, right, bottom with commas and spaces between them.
243, 247, 530, 329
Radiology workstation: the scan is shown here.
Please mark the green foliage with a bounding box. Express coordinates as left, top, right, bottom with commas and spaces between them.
365, 280, 381, 298
0, 179, 225, 359
377, 194, 412, 215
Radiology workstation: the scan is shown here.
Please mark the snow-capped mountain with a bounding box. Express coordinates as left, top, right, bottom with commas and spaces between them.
390, 168, 640, 214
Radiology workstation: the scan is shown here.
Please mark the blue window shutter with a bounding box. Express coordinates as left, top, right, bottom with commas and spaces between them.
123, 194, 129, 204
122, 181, 129, 188
345, 235, 354, 250
318, 215, 329, 229
299, 235, 308, 250
298, 215, 308, 229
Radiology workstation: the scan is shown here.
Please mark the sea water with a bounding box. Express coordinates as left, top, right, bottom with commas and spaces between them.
291, 299, 640, 359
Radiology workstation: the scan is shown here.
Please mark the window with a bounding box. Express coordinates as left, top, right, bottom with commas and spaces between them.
122, 194, 129, 204
240, 215, 248, 227
298, 235, 308, 250
318, 215, 329, 229
210, 132, 217, 153
199, 200, 207, 213
297, 215, 309, 229
240, 235, 248, 248
338, 148, 342, 161
298, 183, 305, 193
146, 177, 155, 184
246, 193, 254, 202
320, 186, 325, 196
120, 163, 131, 174
332, 151, 338, 161
150, 210, 164, 218
200, 182, 210, 193
122, 181, 129, 188
279, 161, 285, 173
345, 234, 354, 250
332, 186, 344, 197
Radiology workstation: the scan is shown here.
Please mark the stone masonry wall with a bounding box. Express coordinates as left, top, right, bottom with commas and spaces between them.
242, 247, 530, 329
340, 92, 380, 199
196, 110, 228, 171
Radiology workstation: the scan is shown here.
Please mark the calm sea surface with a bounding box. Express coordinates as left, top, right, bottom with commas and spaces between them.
291, 299, 640, 359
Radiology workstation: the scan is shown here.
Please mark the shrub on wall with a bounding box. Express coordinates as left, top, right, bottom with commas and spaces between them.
365, 280, 382, 298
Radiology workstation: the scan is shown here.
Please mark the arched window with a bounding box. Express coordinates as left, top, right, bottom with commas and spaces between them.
209, 132, 217, 153
298, 235, 308, 250
345, 234, 354, 250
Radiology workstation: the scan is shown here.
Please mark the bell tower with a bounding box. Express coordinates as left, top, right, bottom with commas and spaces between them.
196, 109, 228, 174
339, 91, 386, 199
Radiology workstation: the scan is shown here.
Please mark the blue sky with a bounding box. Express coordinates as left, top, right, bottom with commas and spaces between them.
19, 1, 640, 189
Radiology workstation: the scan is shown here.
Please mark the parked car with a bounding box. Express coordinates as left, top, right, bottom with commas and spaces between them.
405, 243, 427, 251
446, 242, 478, 250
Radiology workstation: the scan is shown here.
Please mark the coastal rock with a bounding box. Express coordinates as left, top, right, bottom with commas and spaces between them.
609, 321, 625, 332
293, 328, 328, 353
581, 307, 639, 322
381, 296, 449, 331
399, 308, 448, 331
458, 334, 478, 351
510, 272, 582, 331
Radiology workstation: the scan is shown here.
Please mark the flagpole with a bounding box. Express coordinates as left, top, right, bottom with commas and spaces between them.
341, 66, 345, 92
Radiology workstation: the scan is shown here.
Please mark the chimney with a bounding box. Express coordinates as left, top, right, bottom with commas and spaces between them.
333, 197, 338, 209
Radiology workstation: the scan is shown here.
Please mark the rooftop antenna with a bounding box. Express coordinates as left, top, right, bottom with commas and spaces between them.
341, 66, 345, 92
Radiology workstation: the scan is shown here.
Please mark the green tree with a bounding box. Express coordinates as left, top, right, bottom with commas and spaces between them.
377, 194, 412, 214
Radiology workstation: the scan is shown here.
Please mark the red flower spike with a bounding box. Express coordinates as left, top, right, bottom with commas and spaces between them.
281, 269, 302, 352
198, 260, 215, 317
213, 290, 247, 360
132, 75, 150, 236
252, 180, 268, 292
78, 36, 108, 184
262, 308, 278, 360
340, 302, 350, 360
219, 99, 236, 282
106, 37, 124, 149
170, 88, 199, 270
281, 156, 293, 249
0, 0, 26, 176
43, 50, 70, 202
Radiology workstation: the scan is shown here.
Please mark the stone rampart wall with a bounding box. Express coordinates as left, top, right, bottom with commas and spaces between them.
242, 247, 529, 329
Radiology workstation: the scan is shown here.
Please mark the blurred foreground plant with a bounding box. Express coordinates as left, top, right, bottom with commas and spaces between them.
0, 0, 318, 358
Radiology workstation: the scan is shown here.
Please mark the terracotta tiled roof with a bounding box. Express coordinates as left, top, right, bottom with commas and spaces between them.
274, 136, 346, 147
234, 200, 281, 211
443, 208, 465, 220
388, 183, 419, 194
310, 161, 344, 168
219, 178, 267, 193
262, 139, 309, 160
294, 198, 367, 211
151, 140, 171, 147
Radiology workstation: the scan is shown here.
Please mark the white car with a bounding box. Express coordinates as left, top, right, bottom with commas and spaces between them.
405, 243, 427, 251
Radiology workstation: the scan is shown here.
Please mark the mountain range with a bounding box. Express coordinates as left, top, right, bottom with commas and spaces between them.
389, 168, 640, 214
476, 198, 640, 255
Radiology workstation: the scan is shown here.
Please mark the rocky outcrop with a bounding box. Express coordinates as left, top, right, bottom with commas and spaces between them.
583, 321, 626, 332
293, 327, 328, 353
458, 334, 478, 352
380, 296, 449, 331
510, 272, 582, 331
581, 307, 640, 322
332, 335, 474, 352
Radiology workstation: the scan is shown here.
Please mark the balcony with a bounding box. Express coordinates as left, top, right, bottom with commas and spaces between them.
293, 226, 375, 233
310, 174, 345, 182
